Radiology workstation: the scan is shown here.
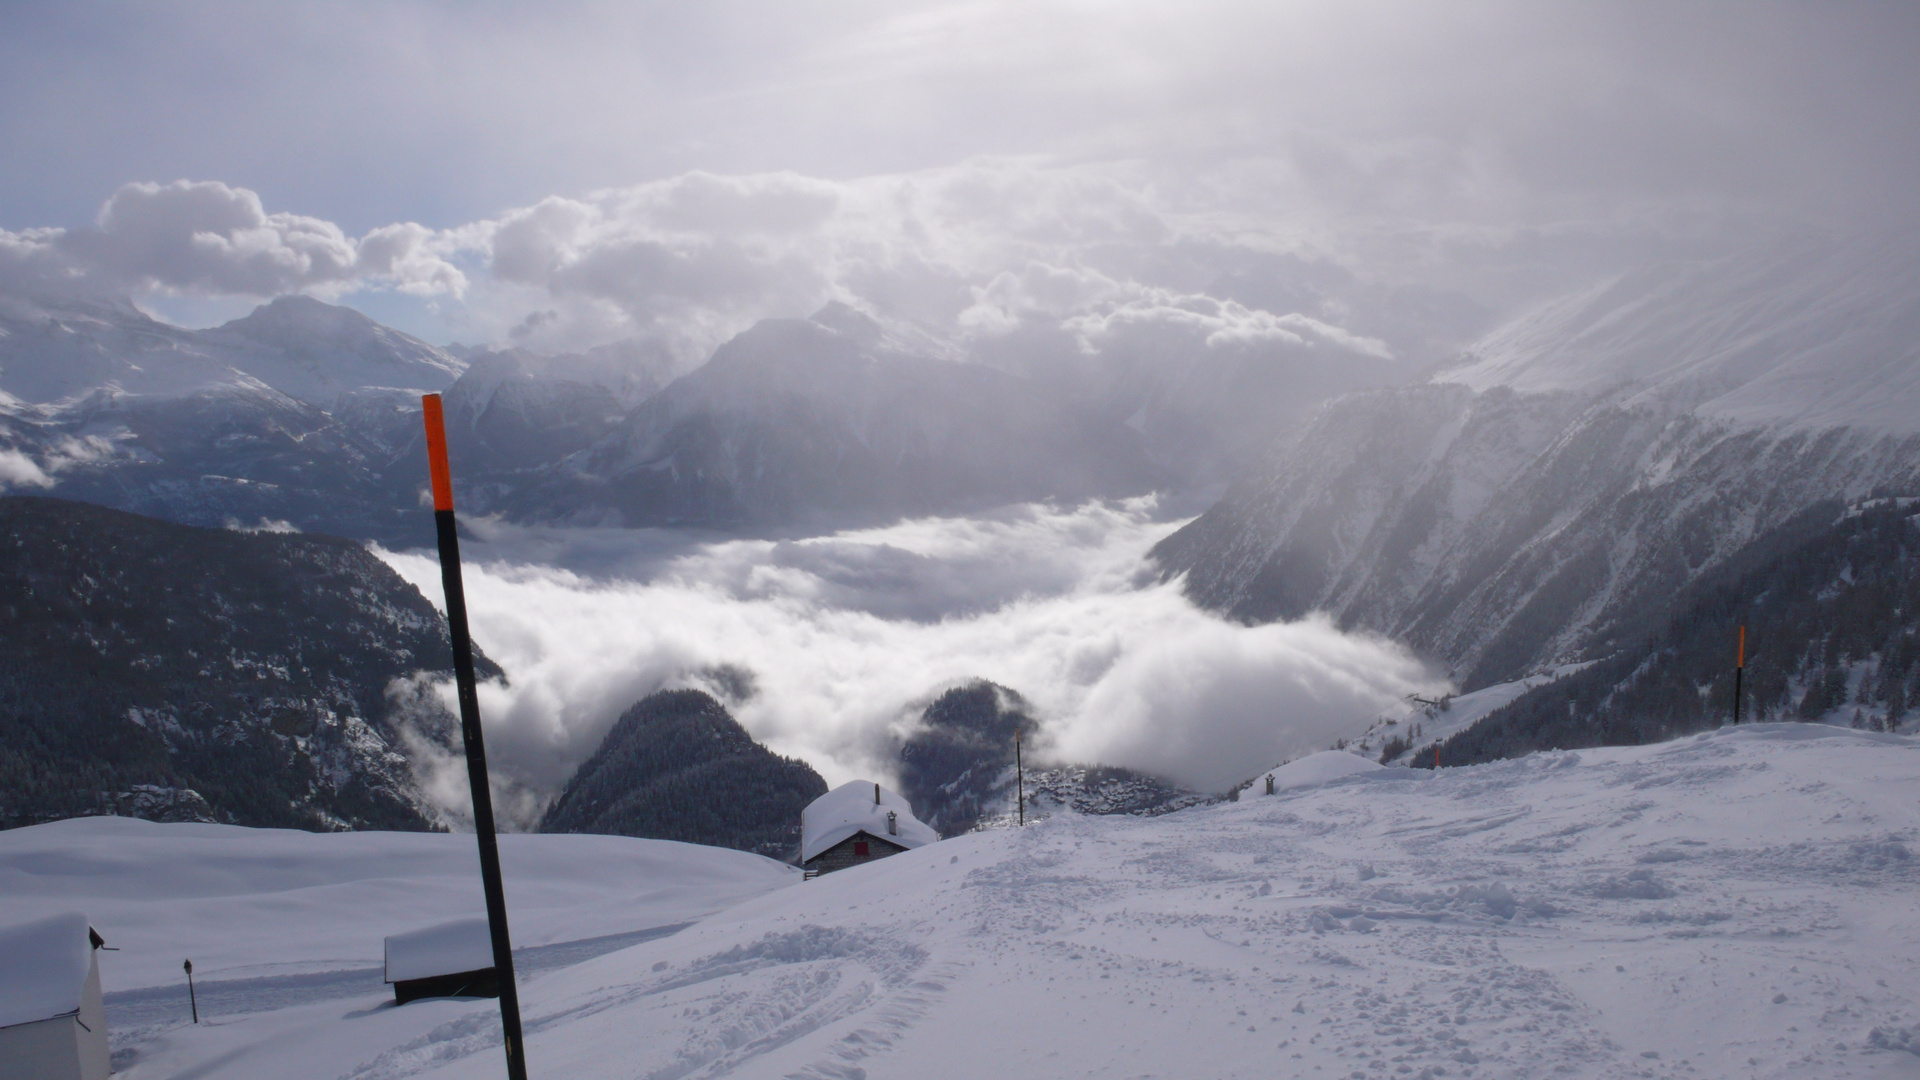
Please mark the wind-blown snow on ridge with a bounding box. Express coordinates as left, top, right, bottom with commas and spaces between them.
1440, 233, 1920, 435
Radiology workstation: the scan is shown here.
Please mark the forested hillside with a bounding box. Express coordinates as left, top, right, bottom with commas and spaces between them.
0, 496, 482, 830
1435, 498, 1920, 764
539, 689, 827, 859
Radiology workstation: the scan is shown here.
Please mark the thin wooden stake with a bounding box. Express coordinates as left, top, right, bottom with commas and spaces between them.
422, 394, 529, 1080
183, 959, 197, 1024
1015, 731, 1025, 826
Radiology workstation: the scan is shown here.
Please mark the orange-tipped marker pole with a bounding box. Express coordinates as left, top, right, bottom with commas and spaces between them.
422, 394, 528, 1080
1732, 624, 1746, 725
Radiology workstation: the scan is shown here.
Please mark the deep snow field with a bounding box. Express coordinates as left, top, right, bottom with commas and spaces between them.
5, 723, 1919, 1079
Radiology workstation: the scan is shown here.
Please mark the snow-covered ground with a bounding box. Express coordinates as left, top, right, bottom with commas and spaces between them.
9, 724, 1920, 1079
0, 819, 799, 991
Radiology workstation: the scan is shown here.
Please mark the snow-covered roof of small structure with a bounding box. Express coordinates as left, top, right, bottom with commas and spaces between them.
1267, 751, 1385, 793
0, 912, 96, 1029
801, 781, 938, 863
384, 917, 493, 984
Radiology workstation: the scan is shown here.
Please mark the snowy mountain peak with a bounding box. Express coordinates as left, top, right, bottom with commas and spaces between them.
0, 289, 463, 409
204, 295, 465, 405
217, 293, 384, 339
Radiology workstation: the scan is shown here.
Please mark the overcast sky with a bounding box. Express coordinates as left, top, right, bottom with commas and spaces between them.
4, 1, 1916, 352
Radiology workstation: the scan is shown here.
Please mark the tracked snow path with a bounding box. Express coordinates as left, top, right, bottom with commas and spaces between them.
66, 724, 1920, 1079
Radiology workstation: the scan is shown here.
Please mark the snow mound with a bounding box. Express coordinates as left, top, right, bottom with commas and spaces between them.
800, 781, 938, 863
0, 911, 92, 1029
1265, 750, 1385, 792
385, 917, 493, 984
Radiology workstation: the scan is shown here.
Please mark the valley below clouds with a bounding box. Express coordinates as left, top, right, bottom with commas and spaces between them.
376, 497, 1439, 825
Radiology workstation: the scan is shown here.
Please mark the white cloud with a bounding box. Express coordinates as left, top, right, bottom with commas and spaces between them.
376, 499, 1442, 826
1079, 296, 1394, 357
0, 180, 467, 300
0, 449, 52, 490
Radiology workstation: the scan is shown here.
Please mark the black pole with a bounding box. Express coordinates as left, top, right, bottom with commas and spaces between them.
1015, 731, 1024, 826
183, 959, 197, 1024
423, 394, 529, 1080
1732, 624, 1746, 725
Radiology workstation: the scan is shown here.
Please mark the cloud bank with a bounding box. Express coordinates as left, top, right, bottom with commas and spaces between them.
376, 499, 1440, 827
0, 180, 465, 300
5, 3, 1916, 364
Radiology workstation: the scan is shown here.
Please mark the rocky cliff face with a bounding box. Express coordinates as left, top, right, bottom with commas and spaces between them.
1153, 236, 1920, 689
0, 496, 489, 830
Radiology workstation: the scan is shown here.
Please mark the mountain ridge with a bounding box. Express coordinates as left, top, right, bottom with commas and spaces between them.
1154, 236, 1920, 689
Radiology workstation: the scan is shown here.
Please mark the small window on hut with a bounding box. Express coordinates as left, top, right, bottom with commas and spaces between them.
853, 841, 870, 856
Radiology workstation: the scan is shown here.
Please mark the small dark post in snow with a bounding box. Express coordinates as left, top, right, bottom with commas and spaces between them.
422, 394, 529, 1080
183, 959, 197, 1024
1015, 731, 1025, 826
874, 782, 881, 805
1265, 773, 1275, 796
1732, 624, 1747, 725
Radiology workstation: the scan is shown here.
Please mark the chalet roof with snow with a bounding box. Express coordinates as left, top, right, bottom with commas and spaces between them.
801, 781, 938, 863
0, 912, 99, 1030
384, 917, 494, 984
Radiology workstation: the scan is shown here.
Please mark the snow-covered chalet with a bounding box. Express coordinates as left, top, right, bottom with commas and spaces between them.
384, 917, 498, 1004
0, 912, 110, 1080
801, 781, 937, 874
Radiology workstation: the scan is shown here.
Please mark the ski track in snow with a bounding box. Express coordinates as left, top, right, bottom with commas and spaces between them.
57, 724, 1920, 1079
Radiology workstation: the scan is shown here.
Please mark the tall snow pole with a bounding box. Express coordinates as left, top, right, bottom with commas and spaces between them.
422, 394, 529, 1080
1015, 731, 1025, 826
183, 959, 197, 1024
1732, 624, 1746, 725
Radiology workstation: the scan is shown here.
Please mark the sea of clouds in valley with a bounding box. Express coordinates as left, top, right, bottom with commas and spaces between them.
377, 498, 1439, 827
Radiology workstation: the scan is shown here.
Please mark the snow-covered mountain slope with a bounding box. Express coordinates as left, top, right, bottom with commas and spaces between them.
42, 724, 1920, 1079
1155, 235, 1920, 689
1345, 664, 1594, 767
510, 305, 1165, 527
0, 293, 463, 409
389, 341, 680, 503
1443, 234, 1920, 434
19, 380, 425, 539
0, 293, 254, 403
200, 296, 466, 407
0, 292, 467, 539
